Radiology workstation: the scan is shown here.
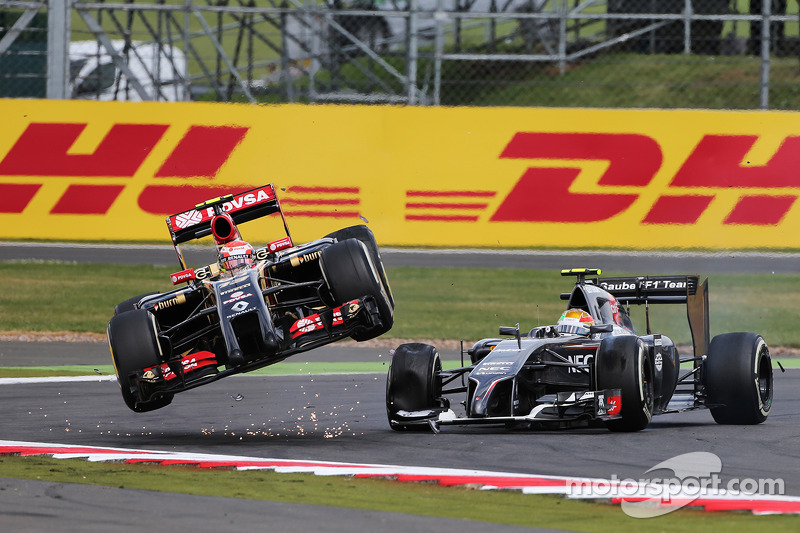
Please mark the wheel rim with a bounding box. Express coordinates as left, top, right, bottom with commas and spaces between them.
757, 345, 772, 406
641, 350, 654, 413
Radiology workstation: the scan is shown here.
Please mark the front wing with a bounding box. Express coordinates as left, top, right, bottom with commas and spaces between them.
392, 388, 622, 432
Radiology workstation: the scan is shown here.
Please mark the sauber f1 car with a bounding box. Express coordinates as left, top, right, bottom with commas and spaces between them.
386, 268, 773, 432
107, 184, 393, 412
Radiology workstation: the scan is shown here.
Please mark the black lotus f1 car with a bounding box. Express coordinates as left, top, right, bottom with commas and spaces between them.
107, 184, 393, 412
386, 268, 773, 432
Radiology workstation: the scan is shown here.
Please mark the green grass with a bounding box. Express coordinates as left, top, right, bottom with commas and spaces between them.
2, 261, 800, 347
0, 261, 176, 333
1, 455, 798, 531
457, 53, 800, 109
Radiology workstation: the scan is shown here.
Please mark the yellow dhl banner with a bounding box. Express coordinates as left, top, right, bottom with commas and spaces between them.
0, 99, 799, 250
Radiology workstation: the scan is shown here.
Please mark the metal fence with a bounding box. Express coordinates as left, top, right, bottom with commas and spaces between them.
1, 0, 798, 109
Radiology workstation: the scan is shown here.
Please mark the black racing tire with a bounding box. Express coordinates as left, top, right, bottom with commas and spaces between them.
595, 335, 654, 432
107, 309, 173, 413
704, 332, 772, 425
320, 238, 393, 341
386, 343, 442, 431
325, 224, 394, 307
114, 292, 159, 316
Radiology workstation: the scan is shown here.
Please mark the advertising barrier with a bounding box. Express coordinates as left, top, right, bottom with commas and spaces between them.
0, 99, 798, 249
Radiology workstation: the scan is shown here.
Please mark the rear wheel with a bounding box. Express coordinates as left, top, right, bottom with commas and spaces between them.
107, 309, 173, 412
386, 343, 442, 431
320, 238, 393, 341
704, 332, 772, 424
595, 335, 653, 432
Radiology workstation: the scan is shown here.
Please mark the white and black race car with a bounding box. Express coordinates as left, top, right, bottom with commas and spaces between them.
108, 184, 393, 412
387, 268, 773, 432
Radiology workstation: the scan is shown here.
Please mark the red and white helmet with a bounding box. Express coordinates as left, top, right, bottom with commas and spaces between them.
556, 308, 595, 335
218, 240, 255, 273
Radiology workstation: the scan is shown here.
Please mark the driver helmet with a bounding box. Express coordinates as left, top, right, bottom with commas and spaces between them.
556, 308, 594, 335
218, 240, 255, 274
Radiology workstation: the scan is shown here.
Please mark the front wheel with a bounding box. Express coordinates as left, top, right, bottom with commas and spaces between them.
107, 309, 173, 413
386, 343, 443, 431
320, 238, 393, 341
704, 332, 772, 424
324, 225, 393, 307
595, 335, 654, 432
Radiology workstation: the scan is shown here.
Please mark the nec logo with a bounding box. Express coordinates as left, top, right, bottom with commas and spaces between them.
0, 122, 248, 214
404, 132, 799, 226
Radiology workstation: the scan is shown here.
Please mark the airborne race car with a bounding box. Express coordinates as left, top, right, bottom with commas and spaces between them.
386, 268, 773, 432
107, 184, 393, 412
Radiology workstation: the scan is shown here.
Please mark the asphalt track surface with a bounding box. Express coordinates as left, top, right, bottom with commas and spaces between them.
3, 244, 800, 530
2, 241, 800, 274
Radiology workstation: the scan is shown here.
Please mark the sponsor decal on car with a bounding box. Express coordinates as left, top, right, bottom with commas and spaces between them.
154, 293, 186, 311
566, 353, 593, 373
290, 316, 324, 338
222, 291, 253, 305
267, 237, 293, 253
170, 269, 195, 285
230, 301, 249, 313
593, 392, 622, 417
167, 186, 275, 231
194, 264, 220, 281
607, 395, 621, 416
143, 351, 218, 382
289, 300, 361, 339
174, 209, 203, 229
289, 250, 322, 268
219, 281, 251, 296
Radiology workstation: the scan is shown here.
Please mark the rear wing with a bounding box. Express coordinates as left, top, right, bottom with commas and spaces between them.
595, 275, 700, 304
561, 270, 709, 358
165, 184, 292, 269
596, 274, 709, 358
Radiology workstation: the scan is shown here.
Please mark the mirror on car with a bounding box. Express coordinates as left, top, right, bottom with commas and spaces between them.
589, 324, 613, 334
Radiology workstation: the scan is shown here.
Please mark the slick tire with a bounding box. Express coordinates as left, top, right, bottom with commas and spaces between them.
386, 343, 442, 431
107, 309, 173, 413
596, 335, 654, 432
704, 332, 772, 424
320, 238, 393, 341
325, 225, 394, 307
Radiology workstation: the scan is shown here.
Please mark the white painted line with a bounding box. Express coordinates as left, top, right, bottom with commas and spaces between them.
0, 375, 117, 385
2, 439, 799, 515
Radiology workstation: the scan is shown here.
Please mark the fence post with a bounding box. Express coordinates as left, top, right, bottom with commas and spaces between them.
47, 0, 71, 99
759, 0, 771, 109
408, 0, 418, 105
433, 0, 443, 106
